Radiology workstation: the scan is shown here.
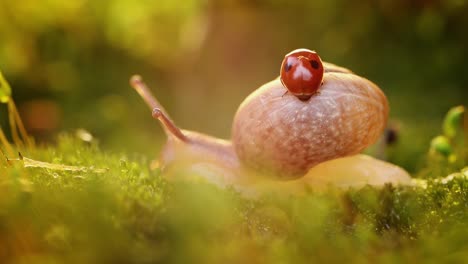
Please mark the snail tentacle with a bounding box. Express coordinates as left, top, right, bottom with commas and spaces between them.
130, 75, 187, 141
152, 108, 188, 142
130, 75, 171, 118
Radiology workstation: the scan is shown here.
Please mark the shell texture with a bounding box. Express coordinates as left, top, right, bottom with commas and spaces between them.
232, 66, 389, 179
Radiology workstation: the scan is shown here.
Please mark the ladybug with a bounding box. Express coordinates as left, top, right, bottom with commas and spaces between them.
280, 49, 324, 100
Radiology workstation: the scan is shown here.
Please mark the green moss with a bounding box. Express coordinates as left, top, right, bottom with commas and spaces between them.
0, 135, 467, 263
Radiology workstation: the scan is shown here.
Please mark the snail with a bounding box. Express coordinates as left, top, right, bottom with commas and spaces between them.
130, 49, 411, 193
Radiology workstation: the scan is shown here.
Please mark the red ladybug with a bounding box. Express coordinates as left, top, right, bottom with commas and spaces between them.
280, 49, 324, 100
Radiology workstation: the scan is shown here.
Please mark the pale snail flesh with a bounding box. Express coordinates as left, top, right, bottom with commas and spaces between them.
129, 58, 411, 192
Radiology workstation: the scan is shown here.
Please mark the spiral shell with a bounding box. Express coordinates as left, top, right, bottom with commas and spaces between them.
232, 64, 389, 180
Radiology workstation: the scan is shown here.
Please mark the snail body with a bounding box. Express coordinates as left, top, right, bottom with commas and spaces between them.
130, 49, 410, 191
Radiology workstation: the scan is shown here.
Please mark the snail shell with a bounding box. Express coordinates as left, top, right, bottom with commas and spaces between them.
232, 63, 389, 180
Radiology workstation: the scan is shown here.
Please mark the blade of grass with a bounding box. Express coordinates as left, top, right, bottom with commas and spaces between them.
9, 100, 33, 147
0, 69, 12, 103
7, 100, 24, 148
0, 127, 14, 157
23, 156, 108, 173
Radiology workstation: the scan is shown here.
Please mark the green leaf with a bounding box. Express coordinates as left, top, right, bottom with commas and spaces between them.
0, 69, 12, 103
430, 135, 453, 157
443, 105, 465, 138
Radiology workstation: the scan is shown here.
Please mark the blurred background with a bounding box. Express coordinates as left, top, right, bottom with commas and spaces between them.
0, 0, 466, 172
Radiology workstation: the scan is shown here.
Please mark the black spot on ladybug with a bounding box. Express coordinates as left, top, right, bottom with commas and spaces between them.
310, 60, 320, 69
285, 63, 292, 72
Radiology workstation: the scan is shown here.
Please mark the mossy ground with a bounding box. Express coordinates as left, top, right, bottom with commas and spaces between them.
0, 135, 467, 264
